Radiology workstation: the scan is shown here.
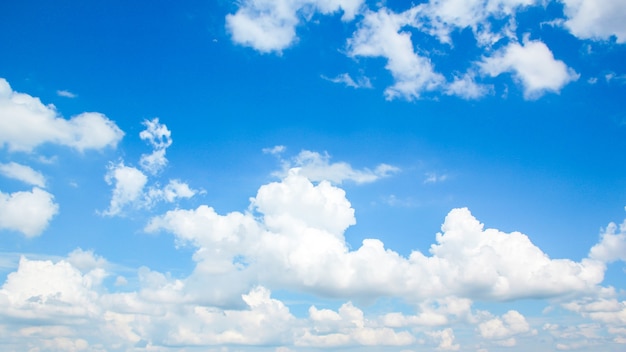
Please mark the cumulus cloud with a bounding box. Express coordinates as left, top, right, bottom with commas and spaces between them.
479, 38, 579, 98
0, 188, 59, 237
0, 162, 46, 188
300, 302, 415, 347
147, 169, 606, 302
561, 0, 626, 43
478, 310, 534, 346
276, 150, 400, 184
589, 219, 626, 263
2, 167, 626, 349
0, 78, 123, 152
226, 0, 364, 53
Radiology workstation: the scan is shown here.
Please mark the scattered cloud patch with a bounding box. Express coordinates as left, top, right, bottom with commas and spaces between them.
561, 0, 626, 43
479, 38, 580, 99
0, 162, 46, 188
0, 78, 124, 152
0, 188, 59, 237
226, 0, 365, 53
424, 172, 448, 184
139, 118, 172, 175
589, 220, 626, 263
103, 120, 196, 216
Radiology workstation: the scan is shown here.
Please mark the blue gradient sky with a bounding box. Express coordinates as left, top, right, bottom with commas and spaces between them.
1, 1, 626, 351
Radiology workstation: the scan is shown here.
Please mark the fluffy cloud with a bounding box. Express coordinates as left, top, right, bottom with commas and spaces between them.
2, 166, 626, 349
480, 38, 579, 98
0, 188, 58, 237
561, 0, 626, 43
226, 0, 364, 53
147, 169, 606, 302
589, 219, 626, 263
103, 162, 148, 216
103, 120, 196, 216
347, 8, 445, 100
139, 118, 172, 175
478, 310, 534, 347
103, 163, 196, 216
299, 302, 415, 347
0, 162, 46, 188
427, 328, 460, 351
0, 78, 123, 152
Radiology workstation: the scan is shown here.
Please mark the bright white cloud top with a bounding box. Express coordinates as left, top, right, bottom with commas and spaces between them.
0, 0, 625, 351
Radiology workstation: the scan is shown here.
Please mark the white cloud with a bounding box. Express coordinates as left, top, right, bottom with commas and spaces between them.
589, 219, 626, 263
104, 119, 196, 215
3, 169, 626, 349
103, 162, 148, 216
146, 179, 197, 205
347, 8, 445, 100
322, 73, 373, 88
411, 0, 536, 45
427, 328, 460, 351
478, 310, 533, 345
0, 162, 46, 188
0, 78, 124, 152
0, 188, 59, 237
226, 0, 364, 53
561, 0, 626, 43
299, 302, 415, 347
139, 118, 172, 174
277, 150, 400, 184
56, 89, 77, 98
445, 73, 492, 99
479, 38, 579, 99
147, 170, 606, 302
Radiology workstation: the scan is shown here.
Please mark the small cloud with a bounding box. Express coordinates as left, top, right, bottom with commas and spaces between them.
424, 172, 448, 184
605, 72, 626, 84
263, 145, 286, 155
56, 89, 77, 98
322, 73, 373, 89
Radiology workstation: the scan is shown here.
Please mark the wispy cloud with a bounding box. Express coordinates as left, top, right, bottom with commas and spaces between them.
321, 73, 372, 89
56, 89, 77, 98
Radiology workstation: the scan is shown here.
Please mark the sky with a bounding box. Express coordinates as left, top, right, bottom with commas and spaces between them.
0, 0, 626, 351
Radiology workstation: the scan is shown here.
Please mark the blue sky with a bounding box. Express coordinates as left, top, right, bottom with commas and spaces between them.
1, 0, 626, 350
